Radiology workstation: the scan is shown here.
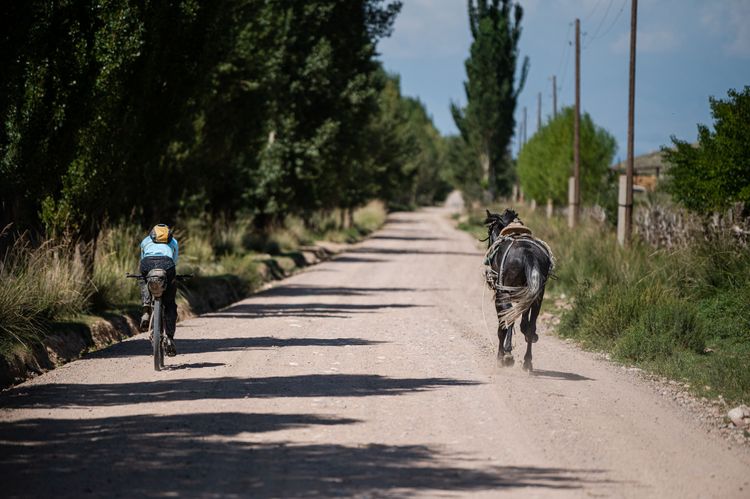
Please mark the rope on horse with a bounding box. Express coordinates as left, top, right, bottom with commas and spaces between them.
483, 232, 556, 329
483, 234, 556, 292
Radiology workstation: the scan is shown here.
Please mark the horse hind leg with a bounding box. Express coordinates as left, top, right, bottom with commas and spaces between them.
520, 308, 538, 344
496, 296, 514, 367
521, 290, 545, 344
521, 294, 544, 371
498, 324, 515, 367
523, 339, 533, 372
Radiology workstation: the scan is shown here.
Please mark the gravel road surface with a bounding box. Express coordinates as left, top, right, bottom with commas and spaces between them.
1, 208, 748, 498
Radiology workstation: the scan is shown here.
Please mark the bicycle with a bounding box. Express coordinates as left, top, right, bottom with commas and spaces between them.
127, 270, 192, 371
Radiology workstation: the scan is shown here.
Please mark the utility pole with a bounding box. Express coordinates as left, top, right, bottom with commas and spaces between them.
569, 18, 581, 228
522, 106, 527, 145
552, 75, 557, 118
517, 123, 522, 156
537, 92, 542, 132
618, 0, 638, 247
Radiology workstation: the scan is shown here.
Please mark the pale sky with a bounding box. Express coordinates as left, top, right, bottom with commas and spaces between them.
377, 0, 750, 158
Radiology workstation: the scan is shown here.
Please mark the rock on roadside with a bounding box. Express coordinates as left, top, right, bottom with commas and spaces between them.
728, 406, 750, 428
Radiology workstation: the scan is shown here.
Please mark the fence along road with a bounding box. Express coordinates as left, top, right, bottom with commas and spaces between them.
1, 208, 748, 498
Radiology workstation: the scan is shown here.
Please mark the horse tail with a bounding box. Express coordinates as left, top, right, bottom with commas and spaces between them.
496, 259, 545, 329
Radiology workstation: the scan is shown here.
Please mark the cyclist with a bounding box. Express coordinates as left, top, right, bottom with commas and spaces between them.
139, 224, 179, 356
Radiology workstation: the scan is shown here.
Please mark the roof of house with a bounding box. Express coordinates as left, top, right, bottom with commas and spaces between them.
613, 149, 669, 174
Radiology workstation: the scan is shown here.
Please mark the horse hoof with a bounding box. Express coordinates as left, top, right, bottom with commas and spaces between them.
497, 354, 515, 367
522, 360, 533, 372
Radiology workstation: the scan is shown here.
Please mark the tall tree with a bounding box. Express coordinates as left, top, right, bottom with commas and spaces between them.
249, 1, 401, 226
664, 86, 750, 212
451, 0, 528, 199
365, 71, 452, 210
517, 107, 616, 206
0, 0, 403, 240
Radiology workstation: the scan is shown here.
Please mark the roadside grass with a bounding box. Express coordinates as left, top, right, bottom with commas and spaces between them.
0, 239, 91, 357
317, 201, 388, 243
460, 206, 750, 405
92, 224, 142, 310
0, 201, 388, 361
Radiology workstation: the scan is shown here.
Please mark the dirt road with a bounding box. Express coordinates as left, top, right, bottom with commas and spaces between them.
1, 208, 748, 498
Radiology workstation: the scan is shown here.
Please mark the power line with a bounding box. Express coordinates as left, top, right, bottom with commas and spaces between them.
583, 0, 602, 22
596, 0, 629, 41
584, 0, 615, 49
585, 0, 628, 47
557, 22, 574, 101
555, 22, 573, 78
559, 40, 572, 100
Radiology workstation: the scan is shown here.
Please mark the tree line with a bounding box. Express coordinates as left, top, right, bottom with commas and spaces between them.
0, 0, 455, 243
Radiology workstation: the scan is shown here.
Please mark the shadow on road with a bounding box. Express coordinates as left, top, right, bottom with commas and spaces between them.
370, 235, 447, 242
382, 217, 423, 224
209, 301, 428, 320
0, 412, 612, 497
180, 336, 385, 354
530, 369, 595, 382
85, 336, 384, 360
255, 284, 424, 298
166, 362, 226, 370
351, 247, 482, 257
1, 374, 480, 409
330, 255, 387, 264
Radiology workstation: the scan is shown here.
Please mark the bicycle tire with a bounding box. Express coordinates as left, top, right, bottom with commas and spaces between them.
159, 303, 165, 368
152, 298, 162, 371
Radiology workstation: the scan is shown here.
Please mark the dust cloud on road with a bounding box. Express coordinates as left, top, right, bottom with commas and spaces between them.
1, 208, 748, 498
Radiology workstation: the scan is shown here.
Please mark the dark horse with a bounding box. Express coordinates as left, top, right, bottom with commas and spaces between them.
484, 209, 553, 372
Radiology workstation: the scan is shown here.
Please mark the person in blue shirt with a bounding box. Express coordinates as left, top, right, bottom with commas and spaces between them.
139, 224, 180, 356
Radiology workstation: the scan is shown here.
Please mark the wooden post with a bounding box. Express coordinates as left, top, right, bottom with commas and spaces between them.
537, 92, 542, 132
546, 198, 553, 218
621, 0, 638, 247
530, 199, 537, 212
568, 176, 576, 228
617, 175, 628, 245
572, 18, 581, 227
552, 75, 557, 118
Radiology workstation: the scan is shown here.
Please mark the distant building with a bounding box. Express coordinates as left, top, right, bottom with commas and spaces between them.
612, 149, 669, 192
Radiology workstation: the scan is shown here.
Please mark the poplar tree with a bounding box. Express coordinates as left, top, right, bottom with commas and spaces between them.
451, 0, 528, 199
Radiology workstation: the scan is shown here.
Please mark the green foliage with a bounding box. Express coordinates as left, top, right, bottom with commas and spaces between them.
516, 107, 617, 206
91, 225, 142, 310
366, 73, 452, 209
451, 0, 529, 199
664, 86, 750, 212
0, 0, 406, 238
0, 239, 91, 355
442, 135, 485, 202
250, 2, 400, 220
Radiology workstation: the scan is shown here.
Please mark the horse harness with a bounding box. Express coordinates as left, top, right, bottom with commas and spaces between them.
483, 233, 555, 292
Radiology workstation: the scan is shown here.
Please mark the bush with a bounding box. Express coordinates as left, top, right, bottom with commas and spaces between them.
0, 238, 91, 354
664, 86, 750, 212
353, 200, 387, 234
613, 301, 704, 362
91, 225, 142, 309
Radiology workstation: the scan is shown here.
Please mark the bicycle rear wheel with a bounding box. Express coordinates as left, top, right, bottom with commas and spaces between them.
152, 298, 163, 371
